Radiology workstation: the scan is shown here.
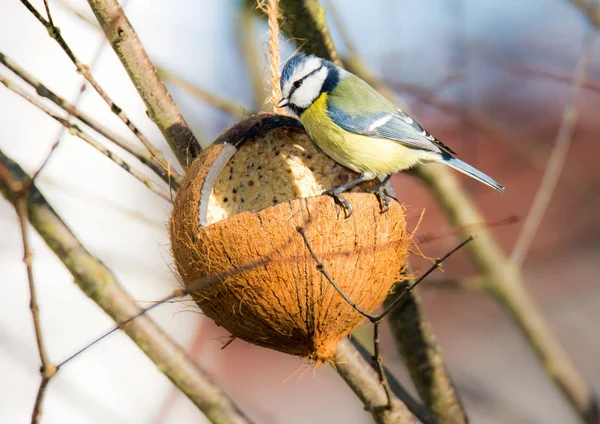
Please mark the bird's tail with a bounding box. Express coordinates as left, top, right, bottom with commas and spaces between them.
441, 154, 505, 193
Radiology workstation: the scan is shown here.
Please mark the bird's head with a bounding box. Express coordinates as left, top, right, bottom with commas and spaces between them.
278, 54, 339, 116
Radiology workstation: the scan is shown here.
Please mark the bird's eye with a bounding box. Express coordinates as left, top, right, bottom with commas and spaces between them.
293, 80, 303, 88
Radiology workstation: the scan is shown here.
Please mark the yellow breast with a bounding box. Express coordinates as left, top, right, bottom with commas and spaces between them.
300, 93, 429, 177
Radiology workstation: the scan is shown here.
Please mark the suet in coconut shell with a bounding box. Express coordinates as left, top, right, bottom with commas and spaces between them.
170, 114, 410, 362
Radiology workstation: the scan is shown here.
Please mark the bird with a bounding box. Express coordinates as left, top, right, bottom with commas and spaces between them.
277, 53, 504, 217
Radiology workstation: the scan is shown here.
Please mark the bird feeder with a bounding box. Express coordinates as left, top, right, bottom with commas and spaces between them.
170, 114, 410, 362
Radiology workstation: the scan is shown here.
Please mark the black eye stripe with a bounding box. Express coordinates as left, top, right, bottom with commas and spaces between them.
289, 65, 323, 98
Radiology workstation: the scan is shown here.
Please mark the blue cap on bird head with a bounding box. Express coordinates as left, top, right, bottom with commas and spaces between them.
280, 53, 308, 90
278, 54, 339, 114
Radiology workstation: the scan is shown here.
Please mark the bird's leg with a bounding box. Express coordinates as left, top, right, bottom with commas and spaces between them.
370, 175, 393, 213
323, 174, 370, 218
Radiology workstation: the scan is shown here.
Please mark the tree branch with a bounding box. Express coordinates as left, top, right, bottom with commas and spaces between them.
298, 225, 472, 423
334, 339, 416, 424
19, 0, 173, 171
414, 163, 598, 423
277, 0, 342, 65
0, 149, 252, 424
85, 0, 202, 165
510, 30, 594, 266
237, 2, 270, 111
571, 0, 600, 26
282, 2, 597, 420
349, 337, 439, 424
0, 73, 172, 202
0, 147, 60, 424
0, 50, 179, 187
277, 3, 468, 422
157, 67, 251, 119
385, 282, 467, 424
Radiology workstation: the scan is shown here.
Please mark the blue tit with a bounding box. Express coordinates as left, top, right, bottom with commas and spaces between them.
277, 53, 504, 216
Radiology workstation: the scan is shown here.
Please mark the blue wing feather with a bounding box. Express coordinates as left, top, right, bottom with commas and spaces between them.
327, 104, 456, 155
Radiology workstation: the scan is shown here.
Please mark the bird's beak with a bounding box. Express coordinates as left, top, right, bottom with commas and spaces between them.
277, 98, 289, 108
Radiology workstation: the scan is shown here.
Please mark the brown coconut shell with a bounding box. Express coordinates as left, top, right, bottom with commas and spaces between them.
170, 114, 410, 362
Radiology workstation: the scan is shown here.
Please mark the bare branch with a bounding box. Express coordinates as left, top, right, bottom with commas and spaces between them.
0, 146, 61, 424
85, 0, 202, 165
510, 31, 594, 266
334, 339, 416, 424
0, 149, 253, 424
348, 337, 439, 424
386, 279, 468, 424
157, 67, 251, 119
277, 0, 342, 65
298, 226, 473, 323
0, 51, 180, 187
56, 0, 99, 29
279, 5, 472, 421
313, 4, 598, 418
298, 226, 472, 423
414, 164, 598, 423
42, 0, 54, 26
57, 262, 260, 369
571, 0, 600, 26
19, 0, 173, 170
380, 238, 473, 319
237, 2, 270, 111
0, 73, 172, 202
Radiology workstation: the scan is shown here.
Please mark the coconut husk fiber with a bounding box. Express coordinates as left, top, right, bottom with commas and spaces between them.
170, 114, 410, 362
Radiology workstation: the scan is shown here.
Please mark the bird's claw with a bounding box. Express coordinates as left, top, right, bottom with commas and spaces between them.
323, 189, 353, 218
370, 186, 392, 214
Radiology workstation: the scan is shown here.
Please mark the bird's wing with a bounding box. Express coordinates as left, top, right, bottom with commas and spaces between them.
327, 76, 456, 155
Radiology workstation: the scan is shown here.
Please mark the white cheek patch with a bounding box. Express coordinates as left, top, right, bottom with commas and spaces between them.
282, 56, 323, 99
290, 68, 328, 109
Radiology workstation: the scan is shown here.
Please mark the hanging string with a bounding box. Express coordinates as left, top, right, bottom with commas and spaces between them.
267, 0, 283, 112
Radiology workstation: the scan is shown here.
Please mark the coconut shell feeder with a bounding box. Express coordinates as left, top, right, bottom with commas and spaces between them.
170, 114, 410, 362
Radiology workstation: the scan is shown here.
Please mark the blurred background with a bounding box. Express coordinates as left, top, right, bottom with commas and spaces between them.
0, 0, 599, 423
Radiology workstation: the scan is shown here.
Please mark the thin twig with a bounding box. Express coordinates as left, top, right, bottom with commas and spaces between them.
43, 0, 54, 26
385, 273, 469, 423
416, 276, 484, 291
465, 38, 600, 95
414, 163, 599, 423
0, 149, 253, 424
0, 145, 61, 424
297, 226, 472, 415
57, 262, 259, 368
298, 226, 473, 322
348, 337, 439, 424
277, 5, 472, 421
336, 16, 597, 419
237, 2, 270, 111
389, 78, 593, 189
297, 226, 372, 317
334, 339, 416, 424
157, 67, 251, 119
324, 0, 357, 53
0, 73, 172, 202
414, 215, 519, 245
85, 0, 202, 164
0, 51, 180, 187
372, 322, 392, 408
381, 237, 473, 318
56, 0, 99, 29
19, 0, 174, 171
263, 2, 598, 420
510, 30, 594, 267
